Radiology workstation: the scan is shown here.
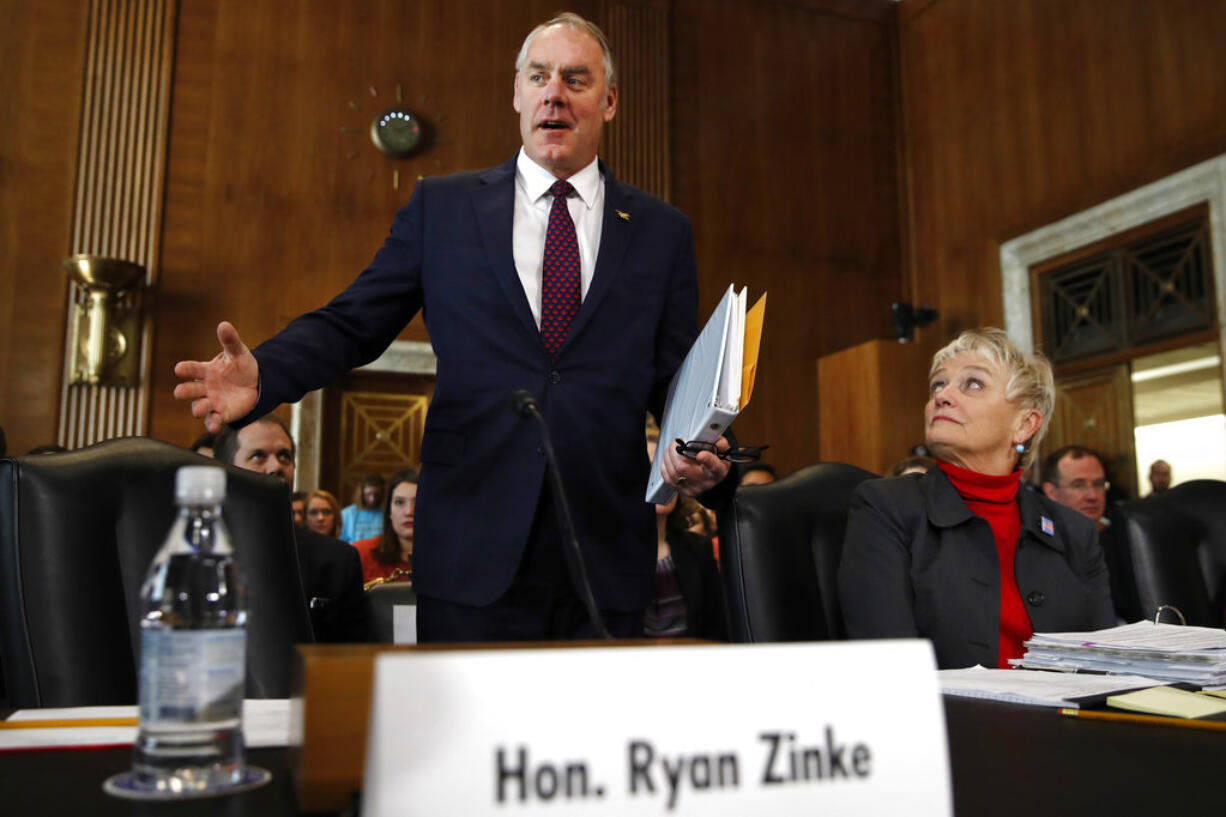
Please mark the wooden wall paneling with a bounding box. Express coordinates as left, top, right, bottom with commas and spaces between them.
671, 0, 902, 477
601, 0, 671, 200
901, 0, 1226, 345
58, 0, 176, 448
0, 0, 91, 454
818, 338, 934, 475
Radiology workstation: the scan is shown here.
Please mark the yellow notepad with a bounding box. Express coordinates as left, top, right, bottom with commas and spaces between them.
1106, 686, 1226, 719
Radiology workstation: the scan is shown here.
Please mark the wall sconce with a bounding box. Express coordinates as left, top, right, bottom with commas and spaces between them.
63, 254, 146, 386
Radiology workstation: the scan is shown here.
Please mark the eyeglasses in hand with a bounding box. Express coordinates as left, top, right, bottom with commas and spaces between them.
674, 438, 769, 464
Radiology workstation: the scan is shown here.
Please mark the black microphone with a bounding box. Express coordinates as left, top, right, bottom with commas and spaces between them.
509, 388, 612, 640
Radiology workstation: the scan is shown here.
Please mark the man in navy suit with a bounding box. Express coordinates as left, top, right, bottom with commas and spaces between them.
174, 13, 730, 641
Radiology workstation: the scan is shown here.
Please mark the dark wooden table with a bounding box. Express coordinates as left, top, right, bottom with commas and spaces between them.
2, 696, 1223, 815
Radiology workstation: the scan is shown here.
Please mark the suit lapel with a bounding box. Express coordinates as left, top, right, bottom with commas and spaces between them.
557, 162, 635, 356
472, 157, 540, 343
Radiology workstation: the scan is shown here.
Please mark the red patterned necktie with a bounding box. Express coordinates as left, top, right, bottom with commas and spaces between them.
540, 180, 581, 359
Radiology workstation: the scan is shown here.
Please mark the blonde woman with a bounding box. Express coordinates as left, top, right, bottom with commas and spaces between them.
839, 328, 1114, 669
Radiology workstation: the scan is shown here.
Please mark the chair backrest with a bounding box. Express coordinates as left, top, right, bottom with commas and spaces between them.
0, 437, 314, 708
366, 582, 418, 643
718, 462, 877, 642
1106, 479, 1226, 626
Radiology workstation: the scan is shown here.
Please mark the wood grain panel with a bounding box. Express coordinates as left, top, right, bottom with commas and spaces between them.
901, 0, 1226, 342
672, 0, 902, 475
0, 0, 90, 454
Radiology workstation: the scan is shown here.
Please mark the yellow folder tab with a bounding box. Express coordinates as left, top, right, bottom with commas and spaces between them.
740, 292, 766, 408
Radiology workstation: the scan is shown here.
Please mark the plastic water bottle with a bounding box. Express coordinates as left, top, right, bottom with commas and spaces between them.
131, 465, 247, 793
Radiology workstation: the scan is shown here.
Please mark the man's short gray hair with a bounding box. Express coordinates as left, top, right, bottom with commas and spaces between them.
515, 12, 617, 91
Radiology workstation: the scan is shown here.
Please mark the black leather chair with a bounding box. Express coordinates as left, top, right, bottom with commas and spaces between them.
1104, 479, 1226, 626
0, 437, 314, 708
366, 582, 418, 643
718, 462, 877, 642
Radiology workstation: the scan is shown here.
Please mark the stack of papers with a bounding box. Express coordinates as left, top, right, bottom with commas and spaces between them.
939, 666, 1168, 709
1010, 621, 1226, 685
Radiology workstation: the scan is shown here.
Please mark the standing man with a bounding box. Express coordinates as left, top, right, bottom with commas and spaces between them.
1040, 446, 1109, 529
174, 13, 730, 642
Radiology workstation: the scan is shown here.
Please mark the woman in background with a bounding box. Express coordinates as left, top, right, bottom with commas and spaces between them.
352, 468, 418, 585
305, 489, 342, 539
839, 328, 1113, 669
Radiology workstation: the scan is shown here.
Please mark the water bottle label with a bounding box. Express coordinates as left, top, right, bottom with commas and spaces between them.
139, 630, 246, 726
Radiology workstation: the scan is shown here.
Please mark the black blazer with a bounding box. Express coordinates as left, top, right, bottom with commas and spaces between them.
295, 527, 375, 643
838, 468, 1115, 669
666, 531, 729, 641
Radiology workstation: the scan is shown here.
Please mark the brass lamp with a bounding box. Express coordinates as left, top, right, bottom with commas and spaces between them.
64, 254, 146, 386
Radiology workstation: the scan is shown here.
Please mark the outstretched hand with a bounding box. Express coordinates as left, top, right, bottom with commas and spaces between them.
173, 321, 260, 433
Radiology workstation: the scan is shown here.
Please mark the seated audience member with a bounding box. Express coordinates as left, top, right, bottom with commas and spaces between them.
305, 489, 342, 538
890, 455, 936, 477
352, 468, 418, 585
340, 473, 385, 543
645, 438, 728, 640
839, 328, 1114, 669
291, 490, 308, 528
190, 431, 216, 458
213, 416, 373, 642
1040, 445, 1109, 529
1147, 459, 1172, 495
739, 462, 777, 486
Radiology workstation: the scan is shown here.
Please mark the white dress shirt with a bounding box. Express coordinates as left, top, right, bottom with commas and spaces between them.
512, 149, 605, 327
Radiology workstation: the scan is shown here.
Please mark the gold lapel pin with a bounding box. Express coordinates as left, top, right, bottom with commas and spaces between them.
616, 209, 630, 222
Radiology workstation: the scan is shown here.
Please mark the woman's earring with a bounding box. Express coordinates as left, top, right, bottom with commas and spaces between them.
1015, 443, 1026, 453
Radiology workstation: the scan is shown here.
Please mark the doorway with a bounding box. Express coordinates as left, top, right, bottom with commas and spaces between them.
1131, 342, 1226, 495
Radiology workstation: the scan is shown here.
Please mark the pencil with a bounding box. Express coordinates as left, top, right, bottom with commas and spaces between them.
0, 717, 138, 730
1058, 708, 1226, 732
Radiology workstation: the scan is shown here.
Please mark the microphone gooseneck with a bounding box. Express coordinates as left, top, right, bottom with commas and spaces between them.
510, 388, 613, 640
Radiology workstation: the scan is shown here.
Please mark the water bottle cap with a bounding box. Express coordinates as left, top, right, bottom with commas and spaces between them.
176, 465, 226, 504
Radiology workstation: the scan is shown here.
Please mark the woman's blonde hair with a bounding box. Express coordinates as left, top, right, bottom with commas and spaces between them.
929, 327, 1054, 470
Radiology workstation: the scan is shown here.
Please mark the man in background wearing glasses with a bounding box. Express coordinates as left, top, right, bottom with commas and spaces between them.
1040, 446, 1110, 530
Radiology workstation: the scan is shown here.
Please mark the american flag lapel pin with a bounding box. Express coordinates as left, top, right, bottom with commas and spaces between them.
1041, 516, 1055, 536
616, 209, 630, 222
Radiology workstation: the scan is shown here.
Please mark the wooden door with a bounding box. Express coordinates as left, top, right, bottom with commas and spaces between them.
1045, 364, 1137, 498
320, 371, 433, 503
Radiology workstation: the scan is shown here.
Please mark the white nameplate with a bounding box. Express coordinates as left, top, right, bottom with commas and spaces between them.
362, 640, 950, 816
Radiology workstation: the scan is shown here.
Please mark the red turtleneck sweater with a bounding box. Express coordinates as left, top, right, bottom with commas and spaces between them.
936, 459, 1032, 667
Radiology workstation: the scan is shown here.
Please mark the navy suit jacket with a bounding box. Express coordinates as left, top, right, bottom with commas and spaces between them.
247, 155, 700, 611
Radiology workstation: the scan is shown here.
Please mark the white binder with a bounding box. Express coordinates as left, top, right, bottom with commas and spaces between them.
646, 284, 746, 504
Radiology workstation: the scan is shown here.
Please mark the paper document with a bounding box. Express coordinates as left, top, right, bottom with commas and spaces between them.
647, 284, 766, 504
939, 666, 1167, 709
1012, 621, 1226, 684
1107, 687, 1226, 719
0, 699, 291, 751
